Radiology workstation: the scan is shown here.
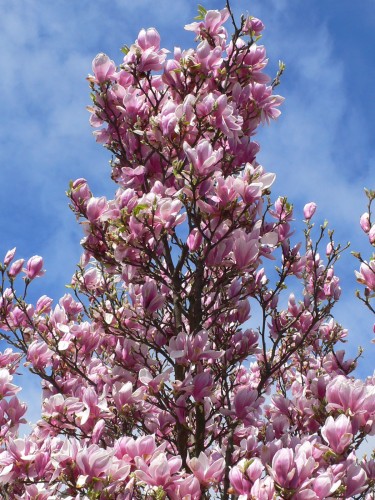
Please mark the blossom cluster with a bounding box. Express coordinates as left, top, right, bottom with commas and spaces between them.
0, 4, 373, 499
355, 189, 375, 339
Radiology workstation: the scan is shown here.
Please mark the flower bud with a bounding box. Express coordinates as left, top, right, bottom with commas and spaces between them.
187, 228, 203, 252
70, 178, 92, 211
25, 256, 44, 280
35, 295, 53, 314
86, 196, 107, 222
243, 16, 265, 36
92, 53, 115, 83
137, 28, 161, 50
4, 247, 16, 266
360, 212, 371, 233
326, 242, 334, 256
303, 202, 317, 220
8, 259, 24, 278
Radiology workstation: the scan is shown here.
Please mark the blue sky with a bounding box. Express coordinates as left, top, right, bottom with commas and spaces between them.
0, 0, 374, 425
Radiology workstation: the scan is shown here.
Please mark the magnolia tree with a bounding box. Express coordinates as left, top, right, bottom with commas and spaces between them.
0, 3, 374, 499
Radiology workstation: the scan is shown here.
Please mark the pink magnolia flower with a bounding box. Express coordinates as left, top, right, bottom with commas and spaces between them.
82, 267, 102, 291
243, 16, 265, 36
125, 28, 168, 72
360, 212, 371, 233
35, 295, 53, 315
92, 419, 106, 444
310, 472, 340, 499
136, 452, 182, 488
228, 328, 259, 359
230, 458, 263, 496
206, 238, 233, 266
86, 196, 108, 222
75, 443, 130, 488
185, 8, 229, 47
229, 464, 251, 496
212, 94, 242, 139
175, 474, 201, 499
355, 260, 375, 291
22, 483, 57, 500
234, 299, 251, 323
7, 437, 37, 464
250, 83, 284, 123
211, 176, 237, 206
3, 248, 16, 266
191, 371, 213, 402
233, 386, 260, 420
79, 387, 112, 425
9, 306, 28, 328
326, 375, 375, 417
269, 446, 316, 491
321, 414, 353, 454
326, 241, 334, 256
139, 367, 172, 393
304, 202, 317, 220
135, 36, 168, 74
229, 40, 269, 84
188, 452, 224, 487
168, 331, 222, 364
42, 393, 85, 425
2, 396, 27, 427
157, 199, 186, 229
362, 458, 375, 480
344, 463, 367, 497
92, 53, 116, 83
24, 256, 44, 280
59, 293, 83, 317
141, 281, 165, 313
8, 258, 24, 278
70, 178, 92, 211
137, 28, 161, 51
187, 228, 203, 252
115, 434, 157, 462
27, 341, 53, 370
250, 476, 275, 500
196, 40, 223, 74
233, 231, 259, 269
112, 381, 144, 412
232, 177, 262, 204
184, 140, 222, 176
271, 196, 293, 221
0, 349, 21, 372
0, 370, 21, 398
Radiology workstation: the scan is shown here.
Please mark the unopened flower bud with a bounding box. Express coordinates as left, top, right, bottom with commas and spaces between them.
303, 202, 317, 220
4, 247, 16, 266
8, 259, 24, 278
92, 53, 116, 83
326, 242, 334, 256
360, 212, 371, 233
243, 16, 265, 36
25, 256, 45, 280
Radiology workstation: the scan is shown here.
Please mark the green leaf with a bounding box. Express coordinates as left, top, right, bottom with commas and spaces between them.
194, 4, 207, 20
364, 188, 375, 201
133, 204, 149, 217
279, 60, 286, 72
